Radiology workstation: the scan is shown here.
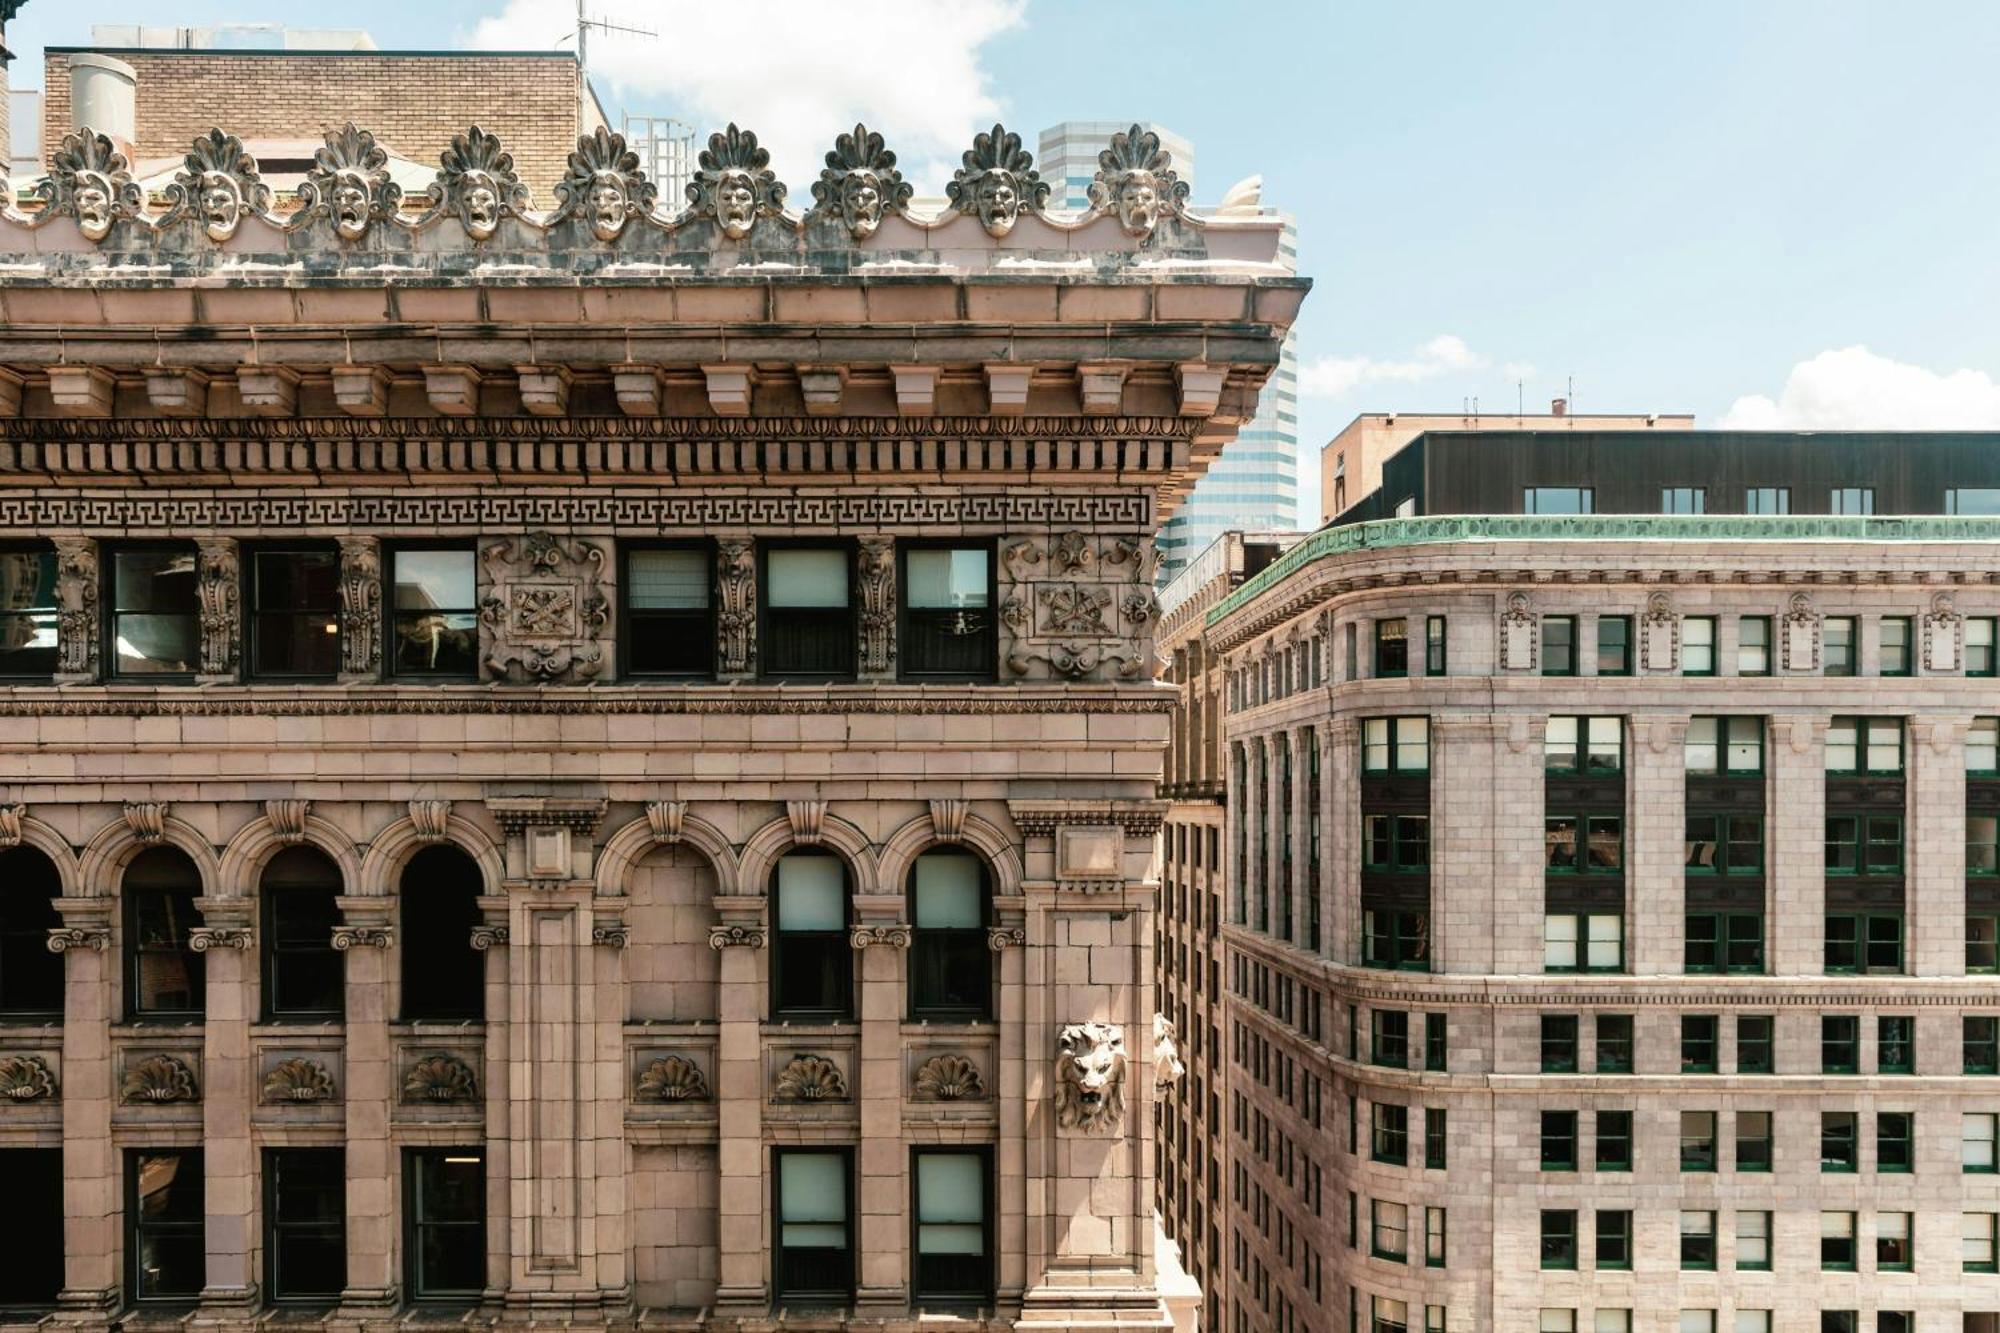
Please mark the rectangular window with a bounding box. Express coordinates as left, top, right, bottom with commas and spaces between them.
1685, 715, 1766, 774
126, 868, 204, 1018
901, 544, 994, 680
1822, 1015, 1860, 1073
0, 1148, 60, 1305
1826, 717, 1903, 773
1878, 1111, 1915, 1173
1361, 717, 1430, 773
110, 546, 200, 677
1824, 815, 1903, 874
1372, 1297, 1409, 1333
1681, 616, 1716, 674
1596, 615, 1632, 676
1540, 1014, 1579, 1072
1880, 1015, 1915, 1073
1974, 915, 2000, 973
1974, 718, 2000, 772
1540, 1110, 1578, 1170
1524, 487, 1593, 515
1596, 1314, 1632, 1333
773, 853, 853, 1018
1539, 1209, 1577, 1269
1966, 1113, 1998, 1172
1736, 1209, 1772, 1270
1595, 1015, 1634, 1073
1744, 487, 1790, 515
1820, 1210, 1857, 1270
127, 1149, 204, 1303
1424, 1013, 1447, 1073
405, 1149, 484, 1300
249, 547, 340, 679
1363, 814, 1429, 872
1661, 487, 1705, 515
1424, 1207, 1446, 1267
1679, 1209, 1716, 1269
1543, 913, 1622, 973
1824, 913, 1904, 974
909, 850, 990, 1020
776, 1149, 854, 1303
1596, 1109, 1633, 1169
1424, 1107, 1447, 1169
1545, 715, 1623, 773
1541, 616, 1577, 676
262, 856, 343, 1019
1736, 1015, 1774, 1073
1971, 1016, 2000, 1073
1735, 1111, 1773, 1172
1425, 616, 1447, 675
1373, 619, 1408, 678
1371, 1103, 1408, 1164
912, 1149, 991, 1305
1823, 616, 1856, 675
1821, 1111, 1858, 1173
264, 1148, 344, 1303
1735, 1318, 1771, 1333
1595, 1209, 1632, 1270
1970, 620, 1998, 677
1680, 1015, 1719, 1073
1737, 616, 1771, 675
1361, 910, 1429, 971
1948, 488, 2000, 515
389, 547, 478, 679
1680, 1111, 1717, 1172
1684, 912, 1764, 973
1541, 1313, 1576, 1333
0, 546, 58, 679
1965, 1212, 1998, 1273
1829, 487, 1874, 515
763, 545, 854, 679
1370, 1011, 1409, 1068
624, 545, 714, 676
1370, 1199, 1408, 1262
1880, 616, 1913, 676
1972, 815, 2000, 876
1680, 1315, 1715, 1333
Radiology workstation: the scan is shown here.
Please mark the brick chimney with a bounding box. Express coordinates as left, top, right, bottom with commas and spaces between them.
1550, 397, 1568, 418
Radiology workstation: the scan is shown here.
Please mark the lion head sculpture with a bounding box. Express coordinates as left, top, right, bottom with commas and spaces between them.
1055, 1020, 1127, 1133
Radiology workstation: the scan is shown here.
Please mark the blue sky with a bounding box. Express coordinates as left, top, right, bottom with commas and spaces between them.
13, 0, 2000, 509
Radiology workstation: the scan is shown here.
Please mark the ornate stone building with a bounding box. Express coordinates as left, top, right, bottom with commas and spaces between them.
0, 117, 1302, 1331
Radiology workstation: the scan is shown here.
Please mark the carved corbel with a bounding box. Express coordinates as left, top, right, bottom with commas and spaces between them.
235, 367, 299, 416
422, 365, 481, 415
1077, 364, 1127, 415
645, 800, 688, 845
409, 800, 452, 842
849, 924, 911, 949
715, 539, 756, 680
189, 927, 253, 953
0, 804, 21, 848
143, 368, 208, 417
337, 536, 382, 682
48, 926, 111, 953
708, 923, 768, 949
0, 368, 22, 417
514, 365, 571, 416
857, 537, 896, 678
46, 367, 114, 417
983, 364, 1032, 416
986, 926, 1026, 951
331, 366, 391, 416
195, 538, 241, 681
928, 798, 969, 843
611, 364, 666, 416
591, 925, 630, 949
469, 925, 509, 951
891, 364, 937, 417
798, 368, 846, 416
701, 364, 755, 417
265, 799, 311, 844
786, 799, 827, 845
1174, 362, 1225, 417
123, 802, 167, 844
53, 538, 100, 684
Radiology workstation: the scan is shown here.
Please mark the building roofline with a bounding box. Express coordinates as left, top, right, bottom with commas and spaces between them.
44, 46, 579, 60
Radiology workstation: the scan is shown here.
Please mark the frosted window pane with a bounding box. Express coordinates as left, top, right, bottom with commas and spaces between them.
629, 549, 709, 608
777, 856, 845, 931
917, 1155, 983, 1224
915, 852, 983, 928
780, 1153, 845, 1223
768, 549, 849, 608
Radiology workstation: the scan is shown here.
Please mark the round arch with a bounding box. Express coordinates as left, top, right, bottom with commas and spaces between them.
874, 809, 1024, 902
595, 810, 741, 898
218, 813, 363, 900
736, 809, 879, 899
356, 813, 504, 898
2, 815, 82, 899
78, 811, 219, 899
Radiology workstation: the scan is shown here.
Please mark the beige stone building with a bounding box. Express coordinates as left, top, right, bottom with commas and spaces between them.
0, 114, 1301, 1330
1174, 429, 2000, 1332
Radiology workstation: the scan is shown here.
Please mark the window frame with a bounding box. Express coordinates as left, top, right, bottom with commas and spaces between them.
1541, 615, 1578, 677
1680, 1014, 1719, 1073
123, 852, 205, 1020
1679, 1209, 1716, 1271
1968, 618, 1999, 678
1424, 616, 1447, 675
1820, 1210, 1858, 1272
897, 539, 998, 684
263, 1146, 345, 1304
1735, 1110, 1773, 1173
1824, 912, 1904, 975
1679, 1111, 1718, 1173
259, 848, 345, 1022
105, 541, 202, 683
0, 846, 65, 1017
384, 543, 480, 683
906, 847, 993, 1022
772, 850, 855, 1022
245, 543, 342, 682
1820, 1110, 1859, 1174
1737, 615, 1772, 675
403, 1147, 487, 1301
1822, 615, 1857, 677
1523, 486, 1594, 515
1595, 614, 1632, 676
1878, 1110, 1915, 1174
1595, 1109, 1633, 1170
1736, 1015, 1774, 1073
126, 1148, 205, 1305
1969, 1015, 2000, 1075
1543, 912, 1624, 974
909, 1145, 993, 1307
1539, 1109, 1579, 1172
1594, 1208, 1633, 1271
1735, 1209, 1773, 1271
1683, 911, 1764, 974
1370, 1102, 1409, 1165
1372, 617, 1409, 679
0, 543, 60, 682
1879, 614, 1914, 677
1361, 716, 1430, 774
1680, 615, 1717, 676
1879, 1014, 1915, 1073
758, 539, 858, 683
619, 540, 717, 680
1539, 1208, 1578, 1271
1595, 1014, 1635, 1074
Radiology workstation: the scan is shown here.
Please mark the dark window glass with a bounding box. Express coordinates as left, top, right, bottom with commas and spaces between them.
124, 847, 204, 1018
1737, 1015, 1774, 1073
1680, 1112, 1717, 1172
1424, 1013, 1447, 1072
1595, 615, 1631, 675
1371, 1103, 1407, 1164
1973, 915, 2000, 972
1373, 619, 1407, 677
250, 548, 340, 678
1595, 1209, 1632, 1269
774, 852, 852, 1019
0, 1148, 61, 1304
0, 846, 63, 1015
1595, 1015, 1634, 1073
1541, 616, 1576, 676
1821, 1213, 1857, 1270
909, 850, 989, 1020
911, 1149, 991, 1305
1878, 1112, 1915, 1173
763, 546, 853, 680
1371, 1010, 1408, 1067
390, 549, 478, 678
1540, 1014, 1579, 1072
1425, 616, 1446, 674
1822, 1015, 1860, 1072
1424, 1106, 1447, 1167
1969, 1016, 2000, 1074
1825, 913, 1904, 974
1821, 1112, 1858, 1172
262, 846, 343, 1019
265, 1148, 344, 1302
902, 545, 994, 680
1539, 1208, 1577, 1268
406, 1149, 484, 1299
0, 547, 59, 678
1880, 1015, 1915, 1073
624, 546, 713, 676
1681, 1015, 1719, 1072
776, 1149, 853, 1304
1361, 910, 1428, 970
1736, 1111, 1773, 1171
1540, 1111, 1578, 1170
1596, 1109, 1632, 1169
399, 845, 484, 1022
128, 1149, 204, 1302
111, 547, 199, 676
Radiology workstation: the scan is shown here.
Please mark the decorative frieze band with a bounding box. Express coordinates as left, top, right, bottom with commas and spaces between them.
0, 693, 1173, 718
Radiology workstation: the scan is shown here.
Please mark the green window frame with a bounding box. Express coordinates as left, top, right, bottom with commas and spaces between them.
1824, 616, 1856, 676
1425, 1206, 1446, 1269
1736, 1015, 1774, 1073
1826, 716, 1903, 773
1424, 1106, 1448, 1169
1540, 1110, 1578, 1171
1969, 1016, 2000, 1074
1595, 615, 1632, 676
1369, 1010, 1409, 1068
1681, 615, 1717, 675
1735, 1111, 1773, 1172
1971, 813, 1999, 876
1594, 1209, 1633, 1270
1972, 914, 2000, 973
1823, 814, 1903, 874
1821, 1015, 1860, 1073
1543, 913, 1623, 973
1540, 1014, 1579, 1073
1424, 1013, 1447, 1072
1361, 716, 1430, 773
1685, 716, 1766, 774
1539, 1209, 1577, 1270
1877, 1211, 1912, 1272
1594, 1015, 1635, 1073
1880, 1015, 1915, 1073
1821, 1112, 1859, 1173
1369, 1199, 1408, 1263
1373, 618, 1408, 679
1681, 1015, 1719, 1073
1969, 620, 1999, 678
1965, 1212, 1999, 1273
1425, 616, 1447, 675
1362, 910, 1430, 972
1821, 1210, 1858, 1271
1879, 616, 1914, 676
1541, 616, 1577, 677
1735, 1209, 1773, 1271
1824, 913, 1904, 974
1544, 813, 1622, 874
1595, 1109, 1633, 1170
1679, 1210, 1716, 1270
1680, 1111, 1717, 1172
1684, 912, 1764, 973
1968, 1113, 2000, 1174
1878, 1112, 1915, 1174
1737, 615, 1773, 675
1545, 715, 1623, 774
1363, 814, 1430, 873
1371, 1103, 1408, 1165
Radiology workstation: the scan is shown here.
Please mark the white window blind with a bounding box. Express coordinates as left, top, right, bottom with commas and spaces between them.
779, 1153, 846, 1247
914, 851, 982, 928
777, 855, 845, 931
916, 1154, 984, 1254
768, 549, 848, 608
629, 549, 709, 608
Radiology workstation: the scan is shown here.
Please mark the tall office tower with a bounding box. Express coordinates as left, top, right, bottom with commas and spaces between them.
1038, 120, 1196, 212
1169, 429, 2000, 1333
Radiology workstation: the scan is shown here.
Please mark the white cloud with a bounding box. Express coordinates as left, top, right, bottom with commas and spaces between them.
1299, 334, 1489, 398
464, 0, 1026, 195
1719, 345, 2000, 429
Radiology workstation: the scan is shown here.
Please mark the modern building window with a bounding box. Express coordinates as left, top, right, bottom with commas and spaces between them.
1681, 616, 1716, 674
1821, 1210, 1857, 1270
0, 545, 59, 679
1595, 615, 1632, 675
907, 849, 989, 1020
1820, 1111, 1859, 1172
1595, 1209, 1633, 1270
1540, 1014, 1579, 1072
389, 547, 477, 679
1967, 1113, 1999, 1172
1544, 913, 1621, 972
1825, 913, 1903, 973
1736, 1015, 1774, 1073
1539, 1209, 1577, 1269
1597, 1313, 1632, 1333
1361, 910, 1429, 971
1424, 1107, 1448, 1168
1681, 1015, 1719, 1072
1371, 1103, 1408, 1164
264, 1148, 344, 1302
1596, 1110, 1633, 1169
399, 844, 484, 1022
1545, 715, 1623, 773
1361, 716, 1429, 772
1972, 717, 2000, 771
1965, 1212, 1999, 1272
127, 1149, 204, 1303
1541, 616, 1577, 676
1735, 1111, 1773, 1171
1823, 615, 1856, 675
1371, 1296, 1409, 1332
248, 547, 340, 678
0, 846, 64, 1015
773, 851, 853, 1020
1823, 1015, 1861, 1072
1370, 1199, 1408, 1262
623, 544, 714, 676
261, 845, 343, 1019
124, 846, 205, 1018
1524, 487, 1593, 515
1370, 1010, 1409, 1068
1425, 616, 1447, 674
1680, 1111, 1717, 1172
1736, 1210, 1772, 1270
1679, 1209, 1716, 1269
1685, 715, 1764, 774
1829, 487, 1874, 515
1363, 814, 1429, 872
1971, 1016, 2000, 1073
1737, 615, 1772, 674
1685, 912, 1763, 972
110, 546, 200, 677
1595, 1015, 1635, 1073
1820, 1316, 1856, 1333
762, 545, 854, 680
911, 1148, 991, 1305
1970, 619, 1998, 676
1661, 487, 1705, 515
1373, 618, 1408, 678
1880, 1015, 1915, 1072
1827, 717, 1903, 774
1879, 1111, 1915, 1172
0, 1148, 61, 1305
405, 1148, 484, 1300
1540, 1110, 1578, 1171
1744, 487, 1790, 515
773, 1148, 854, 1304
901, 543, 994, 681
1879, 615, 1913, 676
1680, 1314, 1715, 1333
1424, 1206, 1446, 1267
1948, 488, 2000, 515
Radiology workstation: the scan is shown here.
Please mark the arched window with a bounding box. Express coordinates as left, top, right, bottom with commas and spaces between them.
771, 850, 851, 1020
399, 845, 484, 1022
260, 846, 343, 1019
0, 845, 63, 1016
124, 847, 204, 1018
908, 849, 991, 1020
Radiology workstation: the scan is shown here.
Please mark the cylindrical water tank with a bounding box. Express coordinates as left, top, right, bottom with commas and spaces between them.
70, 52, 138, 144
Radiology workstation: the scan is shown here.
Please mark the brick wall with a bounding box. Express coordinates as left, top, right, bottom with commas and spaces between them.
41, 50, 581, 195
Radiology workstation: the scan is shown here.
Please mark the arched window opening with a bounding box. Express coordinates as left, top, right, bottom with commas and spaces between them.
260, 846, 343, 1020
908, 849, 992, 1021
124, 847, 204, 1018
771, 850, 851, 1020
399, 845, 484, 1022
0, 846, 63, 1016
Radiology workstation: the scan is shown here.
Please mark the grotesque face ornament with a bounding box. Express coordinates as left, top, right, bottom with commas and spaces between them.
974, 170, 1020, 238
426, 127, 526, 244
46, 129, 141, 244
689, 124, 784, 242
166, 129, 270, 243
557, 127, 657, 245
197, 174, 243, 241
1086, 123, 1189, 240
715, 169, 757, 239
72, 174, 114, 241
946, 124, 1049, 240
839, 171, 883, 238
459, 171, 500, 240
1116, 172, 1161, 236
587, 172, 629, 241
808, 124, 912, 242
332, 172, 372, 240
299, 125, 400, 243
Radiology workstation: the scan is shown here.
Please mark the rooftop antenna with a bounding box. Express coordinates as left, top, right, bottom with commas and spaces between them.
560, 1, 658, 130
1567, 374, 1575, 414
1517, 378, 1524, 417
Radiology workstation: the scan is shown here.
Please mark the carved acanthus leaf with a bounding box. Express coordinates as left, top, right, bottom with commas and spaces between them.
409, 800, 452, 842
122, 1054, 198, 1104
402, 1053, 479, 1103
912, 1053, 984, 1101
0, 804, 21, 849
265, 799, 311, 844
123, 802, 167, 844
786, 799, 827, 846
645, 799, 688, 845
636, 1055, 710, 1102
774, 1054, 847, 1101
262, 1057, 336, 1103
928, 798, 969, 843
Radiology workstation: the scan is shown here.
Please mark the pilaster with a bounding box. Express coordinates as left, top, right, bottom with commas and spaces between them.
1910, 714, 1970, 976
1770, 714, 1829, 977
333, 900, 397, 1311
193, 897, 258, 1309
709, 898, 768, 1309
52, 897, 118, 1311
852, 896, 909, 1307
1628, 714, 1688, 976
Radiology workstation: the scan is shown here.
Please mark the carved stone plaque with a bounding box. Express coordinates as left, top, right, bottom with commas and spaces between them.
477, 532, 610, 684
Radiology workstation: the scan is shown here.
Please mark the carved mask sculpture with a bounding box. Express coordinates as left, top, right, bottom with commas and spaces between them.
331, 173, 372, 239
427, 127, 529, 243
298, 124, 402, 243
947, 124, 1048, 239
1054, 1021, 1127, 1133
809, 124, 912, 241
1086, 124, 1189, 239
43, 128, 142, 242
715, 169, 757, 239
688, 124, 784, 242
556, 127, 657, 243
167, 129, 271, 242
588, 174, 629, 239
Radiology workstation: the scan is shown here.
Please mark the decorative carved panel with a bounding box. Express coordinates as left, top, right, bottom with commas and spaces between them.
52, 538, 98, 682
998, 530, 1154, 682
478, 531, 609, 684
715, 539, 756, 679
336, 536, 382, 681
195, 537, 241, 680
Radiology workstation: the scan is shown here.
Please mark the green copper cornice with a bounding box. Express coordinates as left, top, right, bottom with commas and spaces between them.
1205, 514, 2000, 627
